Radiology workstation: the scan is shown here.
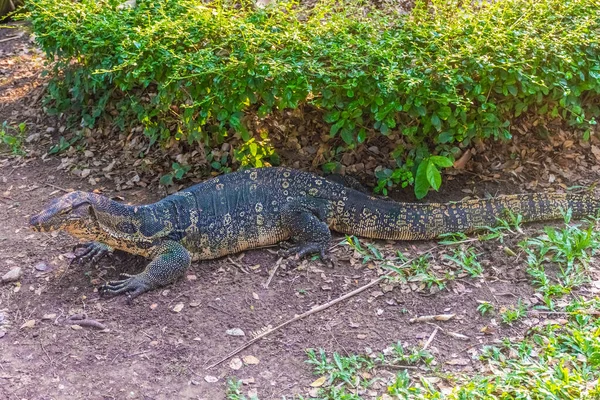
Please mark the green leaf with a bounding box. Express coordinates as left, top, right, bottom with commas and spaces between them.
159, 174, 173, 186
426, 161, 442, 190
431, 114, 442, 131
437, 106, 452, 120
437, 132, 454, 143
429, 155, 453, 168
249, 142, 258, 156
341, 129, 354, 145
414, 160, 431, 200
324, 110, 340, 123
330, 120, 344, 137
357, 128, 366, 144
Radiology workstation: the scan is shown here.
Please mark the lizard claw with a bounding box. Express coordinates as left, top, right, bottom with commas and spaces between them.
279, 243, 332, 265
72, 242, 113, 265
99, 274, 152, 302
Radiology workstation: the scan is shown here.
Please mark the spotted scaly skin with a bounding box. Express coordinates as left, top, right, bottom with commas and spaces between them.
29, 167, 599, 300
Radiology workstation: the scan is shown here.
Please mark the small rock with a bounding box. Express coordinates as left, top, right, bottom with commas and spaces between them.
34, 262, 49, 272
189, 301, 201, 308
2, 267, 22, 283
26, 133, 41, 143
42, 313, 57, 320
226, 328, 245, 337
242, 355, 260, 365
240, 377, 255, 385
172, 303, 184, 313
247, 388, 258, 398
80, 169, 91, 179
0, 330, 5, 338
204, 375, 218, 383
229, 357, 243, 370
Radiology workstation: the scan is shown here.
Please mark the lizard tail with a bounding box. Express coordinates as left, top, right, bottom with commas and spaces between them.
331, 192, 599, 241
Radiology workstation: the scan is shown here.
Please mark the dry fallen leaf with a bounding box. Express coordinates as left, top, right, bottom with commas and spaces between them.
590, 145, 600, 161
310, 376, 327, 387
21, 319, 36, 329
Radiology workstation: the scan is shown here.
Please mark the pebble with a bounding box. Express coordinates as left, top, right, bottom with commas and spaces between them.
1, 267, 22, 283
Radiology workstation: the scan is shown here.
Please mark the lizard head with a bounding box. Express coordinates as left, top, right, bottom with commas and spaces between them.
30, 191, 99, 235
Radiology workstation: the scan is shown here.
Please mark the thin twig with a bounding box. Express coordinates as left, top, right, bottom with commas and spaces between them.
207, 303, 235, 317
206, 248, 437, 370
39, 341, 53, 365
529, 310, 600, 316
228, 256, 249, 274
44, 182, 70, 193
0, 36, 19, 44
263, 257, 283, 288
422, 327, 438, 351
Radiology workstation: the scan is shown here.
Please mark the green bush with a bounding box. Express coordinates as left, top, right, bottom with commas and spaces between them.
1, 0, 24, 19
25, 0, 600, 196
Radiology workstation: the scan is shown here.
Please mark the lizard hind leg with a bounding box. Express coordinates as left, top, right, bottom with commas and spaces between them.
280, 198, 332, 261
99, 240, 191, 301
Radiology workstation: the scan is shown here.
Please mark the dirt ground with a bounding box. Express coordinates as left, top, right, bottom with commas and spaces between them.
1, 24, 599, 400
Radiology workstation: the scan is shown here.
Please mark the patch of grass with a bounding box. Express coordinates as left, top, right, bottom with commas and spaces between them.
499, 299, 527, 325
306, 343, 434, 399
443, 246, 483, 278
520, 211, 600, 308
0, 121, 26, 155
476, 300, 494, 317
226, 379, 258, 400
303, 299, 600, 399
479, 210, 524, 243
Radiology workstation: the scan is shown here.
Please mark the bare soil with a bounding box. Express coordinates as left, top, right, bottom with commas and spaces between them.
1, 23, 599, 400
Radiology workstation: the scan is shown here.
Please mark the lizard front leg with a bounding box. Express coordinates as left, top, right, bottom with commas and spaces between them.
99, 241, 191, 300
72, 242, 113, 264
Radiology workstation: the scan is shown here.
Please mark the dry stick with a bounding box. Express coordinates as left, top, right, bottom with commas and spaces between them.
206, 248, 438, 370
422, 327, 439, 351
528, 310, 600, 316
44, 182, 70, 193
263, 257, 283, 288
0, 36, 20, 44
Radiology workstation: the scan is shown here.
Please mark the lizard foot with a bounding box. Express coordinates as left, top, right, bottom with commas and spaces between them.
72, 242, 113, 265
99, 273, 153, 302
280, 243, 328, 261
